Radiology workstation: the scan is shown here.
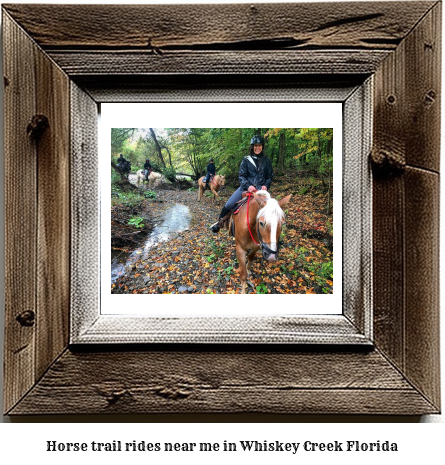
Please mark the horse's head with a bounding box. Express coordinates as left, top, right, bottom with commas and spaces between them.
254, 192, 292, 262
218, 175, 226, 189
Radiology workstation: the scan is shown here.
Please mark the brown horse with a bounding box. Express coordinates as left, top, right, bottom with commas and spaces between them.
198, 174, 226, 202
231, 191, 291, 294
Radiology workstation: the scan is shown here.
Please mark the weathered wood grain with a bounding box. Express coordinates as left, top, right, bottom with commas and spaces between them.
2, 2, 435, 50
3, 12, 38, 414
78, 75, 364, 103
47, 50, 390, 76
70, 83, 99, 339
404, 167, 440, 408
8, 349, 438, 415
404, 2, 441, 172
372, 2, 441, 411
35, 38, 71, 382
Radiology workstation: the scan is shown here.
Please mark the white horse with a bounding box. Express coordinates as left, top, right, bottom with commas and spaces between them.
136, 169, 163, 189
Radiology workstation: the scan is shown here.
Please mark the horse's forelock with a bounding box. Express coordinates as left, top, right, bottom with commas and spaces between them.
257, 197, 285, 225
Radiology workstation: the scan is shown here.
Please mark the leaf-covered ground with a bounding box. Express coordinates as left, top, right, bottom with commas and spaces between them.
111, 173, 333, 294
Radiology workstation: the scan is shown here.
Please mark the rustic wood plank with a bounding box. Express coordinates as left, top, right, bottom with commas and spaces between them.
372, 3, 441, 410
74, 316, 370, 345
70, 83, 99, 339
79, 75, 364, 103
8, 349, 438, 415
372, 38, 406, 367
35, 43, 71, 380
404, 2, 441, 172
3, 2, 435, 50
47, 50, 390, 76
3, 12, 37, 414
342, 81, 372, 335
404, 168, 440, 409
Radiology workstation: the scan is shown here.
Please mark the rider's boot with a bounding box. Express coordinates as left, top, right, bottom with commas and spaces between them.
211, 206, 231, 233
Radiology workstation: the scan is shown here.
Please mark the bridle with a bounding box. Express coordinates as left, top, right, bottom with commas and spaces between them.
246, 192, 284, 255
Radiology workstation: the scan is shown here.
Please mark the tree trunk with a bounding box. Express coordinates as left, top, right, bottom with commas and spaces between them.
149, 128, 166, 168
161, 143, 173, 168
278, 131, 285, 176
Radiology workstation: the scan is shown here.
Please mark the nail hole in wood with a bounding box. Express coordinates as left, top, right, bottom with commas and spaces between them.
27, 114, 49, 141
16, 310, 35, 327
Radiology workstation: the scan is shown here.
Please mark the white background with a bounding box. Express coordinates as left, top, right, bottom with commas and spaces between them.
0, 0, 444, 462
101, 102, 343, 314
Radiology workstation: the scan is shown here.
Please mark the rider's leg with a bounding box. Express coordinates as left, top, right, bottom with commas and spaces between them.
211, 188, 243, 233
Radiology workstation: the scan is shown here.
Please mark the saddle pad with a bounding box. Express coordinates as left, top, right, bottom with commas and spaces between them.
232, 197, 248, 215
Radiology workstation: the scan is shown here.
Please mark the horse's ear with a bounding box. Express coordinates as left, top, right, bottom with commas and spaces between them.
278, 195, 292, 208
252, 192, 267, 205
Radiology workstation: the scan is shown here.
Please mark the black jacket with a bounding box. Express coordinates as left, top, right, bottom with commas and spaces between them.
238, 154, 273, 191
207, 163, 216, 175
144, 161, 152, 170
117, 155, 127, 165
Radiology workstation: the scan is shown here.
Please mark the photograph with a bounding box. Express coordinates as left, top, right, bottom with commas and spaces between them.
110, 127, 334, 296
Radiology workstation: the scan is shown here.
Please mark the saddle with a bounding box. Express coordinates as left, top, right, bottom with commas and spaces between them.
203, 175, 215, 190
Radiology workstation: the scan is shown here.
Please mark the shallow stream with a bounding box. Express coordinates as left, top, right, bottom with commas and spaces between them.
111, 204, 191, 283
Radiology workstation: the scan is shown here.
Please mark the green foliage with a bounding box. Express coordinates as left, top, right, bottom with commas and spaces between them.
209, 239, 225, 258
255, 283, 268, 294
162, 166, 177, 183
320, 261, 333, 279
144, 190, 157, 199
128, 216, 145, 228
111, 127, 333, 204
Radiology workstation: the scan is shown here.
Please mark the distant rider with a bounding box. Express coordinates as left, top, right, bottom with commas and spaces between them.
144, 158, 152, 181
205, 158, 216, 189
116, 153, 127, 170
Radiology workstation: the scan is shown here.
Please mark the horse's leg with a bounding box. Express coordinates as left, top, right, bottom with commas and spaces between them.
212, 188, 218, 203
198, 185, 202, 201
236, 244, 248, 294
246, 245, 260, 277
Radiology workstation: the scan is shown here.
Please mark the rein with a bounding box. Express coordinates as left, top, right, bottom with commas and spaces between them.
246, 192, 260, 246
210, 175, 219, 189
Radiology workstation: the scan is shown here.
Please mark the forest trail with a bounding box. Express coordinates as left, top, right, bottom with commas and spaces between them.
111, 173, 334, 295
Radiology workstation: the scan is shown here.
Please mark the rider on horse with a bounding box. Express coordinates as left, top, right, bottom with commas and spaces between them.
117, 153, 131, 175
144, 159, 152, 181
211, 135, 273, 233
204, 158, 216, 189
117, 153, 127, 168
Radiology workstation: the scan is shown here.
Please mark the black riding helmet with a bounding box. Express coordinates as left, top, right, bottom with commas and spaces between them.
250, 135, 264, 145
209, 158, 214, 162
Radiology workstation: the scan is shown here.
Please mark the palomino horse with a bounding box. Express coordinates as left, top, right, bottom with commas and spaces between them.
231, 190, 291, 294
197, 174, 226, 202
136, 169, 163, 189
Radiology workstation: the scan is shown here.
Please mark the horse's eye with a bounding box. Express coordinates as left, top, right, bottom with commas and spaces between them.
259, 221, 265, 228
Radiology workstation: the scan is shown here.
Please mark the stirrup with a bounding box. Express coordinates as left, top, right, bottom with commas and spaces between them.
210, 221, 220, 233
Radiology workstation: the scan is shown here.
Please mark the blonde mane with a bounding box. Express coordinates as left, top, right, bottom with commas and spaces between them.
256, 192, 285, 225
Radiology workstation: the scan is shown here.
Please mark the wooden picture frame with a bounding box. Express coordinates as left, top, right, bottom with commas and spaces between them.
2, 2, 440, 415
